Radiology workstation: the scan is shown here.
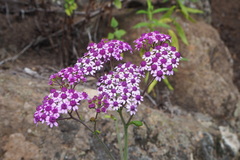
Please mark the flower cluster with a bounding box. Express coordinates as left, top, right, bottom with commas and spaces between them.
133, 31, 171, 50
35, 31, 182, 127
140, 43, 181, 81
85, 39, 132, 62
34, 87, 88, 127
48, 66, 87, 86
89, 62, 143, 115
49, 39, 132, 86
88, 93, 110, 113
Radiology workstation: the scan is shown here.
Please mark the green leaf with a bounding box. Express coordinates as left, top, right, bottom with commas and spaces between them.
104, 115, 116, 120
174, 22, 189, 45
185, 7, 204, 14
159, 17, 173, 23
160, 6, 176, 19
65, 9, 71, 16
168, 29, 179, 50
147, 0, 153, 11
139, 49, 145, 57
111, 17, 118, 28
136, 10, 148, 14
133, 22, 151, 29
121, 53, 124, 58
104, 115, 111, 119
108, 33, 114, 40
144, 72, 149, 83
114, 29, 126, 39
152, 7, 170, 14
94, 130, 101, 134
72, 3, 77, 9
147, 79, 158, 93
129, 120, 143, 127
163, 77, 174, 90
181, 57, 189, 61
173, 68, 178, 72
187, 15, 196, 22
152, 19, 171, 28
177, 0, 190, 20
147, 0, 154, 20
114, 0, 122, 9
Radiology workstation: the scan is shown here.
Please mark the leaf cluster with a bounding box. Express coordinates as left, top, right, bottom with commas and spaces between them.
134, 0, 202, 93
64, 0, 77, 16
134, 0, 203, 47
108, 17, 126, 40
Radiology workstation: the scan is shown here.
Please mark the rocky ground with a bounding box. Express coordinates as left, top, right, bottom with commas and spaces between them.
0, 0, 240, 160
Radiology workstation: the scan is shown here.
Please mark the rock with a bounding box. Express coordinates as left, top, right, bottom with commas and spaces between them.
219, 126, 240, 156
183, 0, 211, 23
194, 132, 215, 160
3, 133, 42, 160
115, 10, 240, 119
171, 21, 240, 118
24, 67, 39, 77
0, 68, 238, 160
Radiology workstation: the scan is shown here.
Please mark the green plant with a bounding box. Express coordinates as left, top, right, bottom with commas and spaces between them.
134, 0, 203, 47
108, 17, 126, 40
64, 0, 77, 16
134, 0, 201, 93
34, 31, 182, 160
113, 0, 122, 9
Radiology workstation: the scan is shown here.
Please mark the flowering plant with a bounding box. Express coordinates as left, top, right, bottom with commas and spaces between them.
34, 31, 181, 160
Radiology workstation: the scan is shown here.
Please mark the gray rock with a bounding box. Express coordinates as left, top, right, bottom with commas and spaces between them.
0, 69, 238, 160
171, 21, 239, 118
183, 0, 212, 23
3, 133, 43, 160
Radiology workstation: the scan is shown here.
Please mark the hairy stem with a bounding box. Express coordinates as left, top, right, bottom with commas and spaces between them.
115, 118, 124, 160
123, 124, 129, 160
118, 108, 130, 160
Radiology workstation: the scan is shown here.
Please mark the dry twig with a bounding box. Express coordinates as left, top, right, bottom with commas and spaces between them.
0, 9, 102, 66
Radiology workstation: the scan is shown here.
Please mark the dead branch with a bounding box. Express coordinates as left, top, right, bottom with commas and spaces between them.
0, 40, 35, 66
0, 5, 87, 16
4, 0, 12, 28
0, 9, 103, 66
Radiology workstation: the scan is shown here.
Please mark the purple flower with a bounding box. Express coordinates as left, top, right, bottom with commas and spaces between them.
49, 40, 132, 86
140, 43, 181, 81
34, 88, 88, 127
133, 31, 171, 50
95, 62, 143, 115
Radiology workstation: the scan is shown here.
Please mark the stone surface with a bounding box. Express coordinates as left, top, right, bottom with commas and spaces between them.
0, 71, 239, 160
3, 133, 42, 160
171, 21, 240, 118
117, 11, 240, 119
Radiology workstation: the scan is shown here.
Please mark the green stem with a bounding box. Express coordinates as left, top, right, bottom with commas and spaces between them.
123, 124, 129, 160
119, 107, 126, 125
118, 108, 131, 160
94, 112, 99, 131
126, 115, 133, 125
115, 118, 124, 160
